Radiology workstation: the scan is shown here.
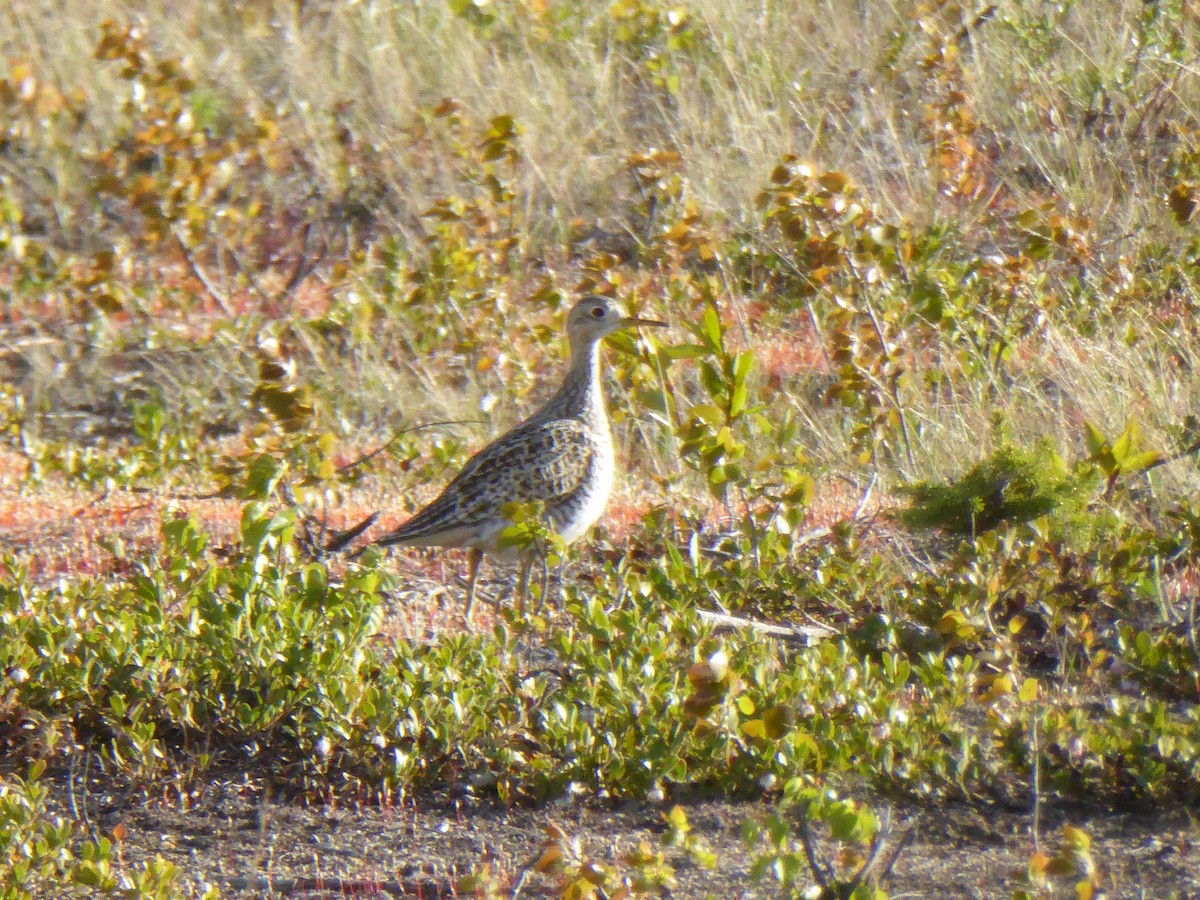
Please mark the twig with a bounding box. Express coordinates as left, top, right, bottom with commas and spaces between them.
858, 290, 917, 472
796, 813, 834, 889
337, 419, 483, 477
1141, 436, 1200, 475
845, 807, 891, 894
875, 821, 916, 886
1030, 698, 1042, 854
217, 236, 274, 309
955, 4, 998, 48
174, 229, 234, 316
697, 609, 833, 645
274, 220, 328, 305
509, 864, 531, 899
853, 471, 878, 520
67, 743, 99, 844
1188, 590, 1198, 672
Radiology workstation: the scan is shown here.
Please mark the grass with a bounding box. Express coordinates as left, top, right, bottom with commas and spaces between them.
3, 0, 1200, 897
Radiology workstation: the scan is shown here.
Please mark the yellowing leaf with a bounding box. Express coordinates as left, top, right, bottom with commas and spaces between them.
1018, 677, 1039, 703
741, 719, 768, 739
534, 844, 564, 873
1062, 824, 1091, 851
1083, 421, 1109, 461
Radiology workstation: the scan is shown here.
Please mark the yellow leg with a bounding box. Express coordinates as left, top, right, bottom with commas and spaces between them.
540, 554, 551, 613
517, 557, 532, 615
464, 548, 483, 624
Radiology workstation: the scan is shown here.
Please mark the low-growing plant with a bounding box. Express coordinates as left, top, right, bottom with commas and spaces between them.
0, 762, 196, 899
898, 443, 1085, 536
745, 781, 907, 899
1012, 824, 1100, 900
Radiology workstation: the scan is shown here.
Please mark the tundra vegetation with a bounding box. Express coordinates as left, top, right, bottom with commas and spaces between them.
2, 1, 1200, 897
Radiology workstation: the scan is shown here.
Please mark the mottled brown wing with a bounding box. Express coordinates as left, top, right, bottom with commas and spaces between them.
377, 418, 593, 545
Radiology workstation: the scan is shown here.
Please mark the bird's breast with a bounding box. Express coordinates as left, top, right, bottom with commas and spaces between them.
553, 431, 614, 544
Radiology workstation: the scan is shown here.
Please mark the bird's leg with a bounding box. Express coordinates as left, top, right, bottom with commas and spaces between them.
464, 548, 483, 625
556, 552, 568, 613
540, 552, 551, 615
516, 556, 532, 617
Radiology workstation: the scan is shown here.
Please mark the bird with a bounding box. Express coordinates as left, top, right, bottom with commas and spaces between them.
371, 295, 668, 623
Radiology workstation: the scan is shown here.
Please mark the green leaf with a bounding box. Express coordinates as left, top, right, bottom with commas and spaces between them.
1018, 677, 1039, 703
732, 350, 754, 386
1111, 417, 1139, 465
762, 704, 796, 739
1083, 421, 1108, 459
659, 342, 709, 361
1122, 449, 1164, 471
699, 307, 722, 351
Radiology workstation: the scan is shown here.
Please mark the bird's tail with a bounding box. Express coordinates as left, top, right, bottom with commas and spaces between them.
324, 512, 379, 554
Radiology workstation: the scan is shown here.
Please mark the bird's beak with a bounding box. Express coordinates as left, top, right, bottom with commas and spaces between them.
622, 315, 669, 329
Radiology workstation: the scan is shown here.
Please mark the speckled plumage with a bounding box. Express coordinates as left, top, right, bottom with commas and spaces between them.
375, 296, 666, 621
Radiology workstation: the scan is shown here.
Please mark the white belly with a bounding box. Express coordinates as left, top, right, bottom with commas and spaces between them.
557, 446, 614, 544
477, 433, 614, 558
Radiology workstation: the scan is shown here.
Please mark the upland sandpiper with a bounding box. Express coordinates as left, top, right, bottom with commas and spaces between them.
374, 296, 667, 621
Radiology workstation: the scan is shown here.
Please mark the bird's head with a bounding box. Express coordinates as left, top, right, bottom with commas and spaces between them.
565, 295, 667, 349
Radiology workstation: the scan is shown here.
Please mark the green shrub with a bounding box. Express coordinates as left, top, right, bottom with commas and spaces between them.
898, 444, 1085, 535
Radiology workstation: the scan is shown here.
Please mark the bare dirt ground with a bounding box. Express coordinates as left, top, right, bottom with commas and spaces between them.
36, 768, 1200, 899
7, 456, 1200, 899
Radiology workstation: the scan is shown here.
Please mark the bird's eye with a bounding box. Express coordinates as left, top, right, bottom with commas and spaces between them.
591, 306, 605, 318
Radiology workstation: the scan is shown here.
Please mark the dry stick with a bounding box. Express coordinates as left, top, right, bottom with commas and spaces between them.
756, 236, 835, 372
1140, 435, 1200, 476
796, 813, 834, 889
1188, 591, 1199, 672
1030, 698, 1042, 854
859, 289, 917, 473
274, 220, 327, 305
698, 492, 875, 643
217, 236, 275, 310
696, 609, 833, 645
67, 744, 99, 845
955, 3, 998, 47
174, 229, 234, 316
845, 808, 891, 895
875, 822, 917, 887
853, 471, 878, 520
337, 419, 484, 478
509, 864, 532, 899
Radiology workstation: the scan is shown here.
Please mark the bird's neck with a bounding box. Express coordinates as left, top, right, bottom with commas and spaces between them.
549, 338, 605, 420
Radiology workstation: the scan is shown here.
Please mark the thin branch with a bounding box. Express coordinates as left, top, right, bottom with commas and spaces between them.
509, 864, 532, 899
875, 823, 916, 886
274, 220, 328, 305
67, 744, 100, 844
338, 419, 484, 476
697, 609, 833, 646
845, 810, 890, 894
174, 229, 234, 316
853, 471, 878, 520
795, 813, 834, 888
1030, 699, 1042, 854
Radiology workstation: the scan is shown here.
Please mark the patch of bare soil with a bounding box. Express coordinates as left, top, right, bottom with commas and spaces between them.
36, 770, 1200, 899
